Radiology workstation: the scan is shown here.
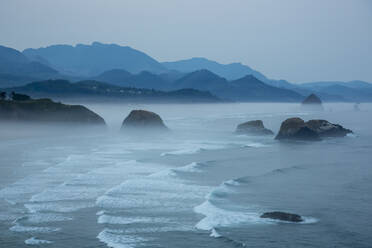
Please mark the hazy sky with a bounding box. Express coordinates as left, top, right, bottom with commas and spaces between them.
0, 0, 371, 83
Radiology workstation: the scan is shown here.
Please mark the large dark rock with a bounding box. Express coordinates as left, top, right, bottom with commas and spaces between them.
236, 120, 273, 135
302, 93, 323, 110
0, 98, 105, 125
260, 211, 303, 222
275, 118, 320, 141
121, 110, 168, 130
275, 117, 352, 141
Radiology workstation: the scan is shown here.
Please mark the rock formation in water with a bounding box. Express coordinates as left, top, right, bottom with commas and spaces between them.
121, 110, 168, 130
302, 93, 323, 110
305, 119, 352, 137
275, 118, 320, 141
260, 211, 303, 222
0, 97, 106, 125
275, 117, 352, 141
235, 120, 274, 135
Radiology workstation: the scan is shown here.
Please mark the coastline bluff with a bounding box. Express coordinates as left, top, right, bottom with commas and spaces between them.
121, 110, 168, 131
0, 97, 105, 125
275, 117, 352, 141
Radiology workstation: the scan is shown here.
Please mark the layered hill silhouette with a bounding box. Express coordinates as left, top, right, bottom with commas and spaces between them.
0, 45, 60, 87
1, 80, 220, 103
23, 42, 166, 76
171, 70, 303, 102
162, 57, 267, 81
1, 42, 372, 102
93, 69, 170, 90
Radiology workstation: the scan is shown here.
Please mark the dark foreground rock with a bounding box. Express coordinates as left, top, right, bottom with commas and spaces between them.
302, 93, 323, 110
275, 117, 352, 141
121, 110, 168, 130
236, 120, 273, 135
0, 98, 105, 125
260, 211, 303, 222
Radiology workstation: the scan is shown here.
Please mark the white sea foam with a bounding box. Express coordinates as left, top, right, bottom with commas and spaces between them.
260, 216, 319, 224
242, 142, 269, 148
210, 228, 222, 238
98, 215, 172, 225
147, 169, 177, 178
301, 217, 319, 224
347, 133, 356, 138
24, 237, 53, 245
26, 213, 72, 223
113, 226, 192, 234
174, 162, 206, 173
160, 148, 205, 156
25, 201, 95, 213
10, 224, 61, 233
224, 179, 240, 186
194, 200, 261, 231
30, 185, 102, 202
97, 228, 149, 248
206, 179, 240, 200
96, 210, 106, 216
148, 162, 206, 178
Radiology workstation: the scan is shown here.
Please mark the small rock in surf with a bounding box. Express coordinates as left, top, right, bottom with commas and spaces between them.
236, 120, 274, 135
260, 211, 303, 222
121, 109, 168, 131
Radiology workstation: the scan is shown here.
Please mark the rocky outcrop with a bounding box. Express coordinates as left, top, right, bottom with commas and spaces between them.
306, 119, 352, 137
260, 211, 303, 222
0, 98, 106, 125
121, 110, 168, 130
236, 120, 273, 135
302, 93, 323, 110
275, 117, 352, 141
275, 118, 320, 141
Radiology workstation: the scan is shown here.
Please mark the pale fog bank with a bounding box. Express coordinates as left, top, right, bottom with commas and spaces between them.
0, 102, 371, 248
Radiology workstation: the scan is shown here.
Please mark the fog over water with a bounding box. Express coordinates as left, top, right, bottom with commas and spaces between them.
0, 102, 371, 247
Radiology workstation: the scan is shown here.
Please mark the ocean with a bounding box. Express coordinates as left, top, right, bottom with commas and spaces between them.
0, 102, 371, 248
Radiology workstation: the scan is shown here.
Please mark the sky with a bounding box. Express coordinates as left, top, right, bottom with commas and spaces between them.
0, 0, 371, 83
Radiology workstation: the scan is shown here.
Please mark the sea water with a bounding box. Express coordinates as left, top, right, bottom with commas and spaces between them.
0, 103, 371, 248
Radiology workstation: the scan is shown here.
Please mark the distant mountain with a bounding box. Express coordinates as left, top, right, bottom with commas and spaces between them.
2, 79, 220, 103
93, 69, 170, 90
162, 57, 267, 81
2, 42, 371, 102
300, 80, 372, 90
0, 45, 60, 87
225, 75, 303, 102
23, 42, 166, 77
162, 57, 301, 90
172, 69, 229, 91
171, 70, 303, 102
299, 80, 372, 102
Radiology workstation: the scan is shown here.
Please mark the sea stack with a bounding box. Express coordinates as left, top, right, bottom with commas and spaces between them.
275, 117, 352, 141
121, 110, 168, 131
260, 211, 303, 222
275, 118, 320, 141
236, 120, 274, 135
302, 93, 323, 110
